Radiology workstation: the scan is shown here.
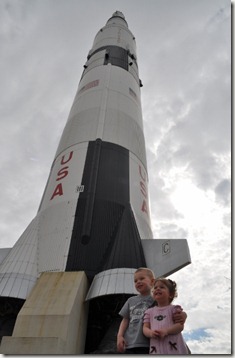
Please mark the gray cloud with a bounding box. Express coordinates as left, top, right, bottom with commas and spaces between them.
215, 179, 231, 205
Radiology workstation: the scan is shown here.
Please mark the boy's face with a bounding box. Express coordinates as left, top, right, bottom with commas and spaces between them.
134, 270, 154, 296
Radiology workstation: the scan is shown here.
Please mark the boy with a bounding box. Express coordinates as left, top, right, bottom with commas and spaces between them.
117, 268, 187, 354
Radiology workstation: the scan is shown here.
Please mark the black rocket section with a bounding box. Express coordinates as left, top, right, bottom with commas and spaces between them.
65, 139, 146, 279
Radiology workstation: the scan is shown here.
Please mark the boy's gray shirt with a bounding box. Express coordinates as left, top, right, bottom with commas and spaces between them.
119, 294, 154, 349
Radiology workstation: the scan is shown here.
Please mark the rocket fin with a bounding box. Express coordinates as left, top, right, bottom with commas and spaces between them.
141, 239, 191, 277
101, 203, 146, 270
0, 248, 11, 265
0, 217, 38, 299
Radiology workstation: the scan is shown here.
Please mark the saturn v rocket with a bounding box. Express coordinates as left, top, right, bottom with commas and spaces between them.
0, 11, 190, 353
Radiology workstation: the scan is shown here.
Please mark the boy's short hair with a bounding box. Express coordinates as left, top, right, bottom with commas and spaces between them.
134, 267, 155, 279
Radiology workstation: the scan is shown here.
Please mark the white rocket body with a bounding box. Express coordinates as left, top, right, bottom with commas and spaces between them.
0, 14, 191, 352
0, 12, 153, 300
0, 12, 191, 310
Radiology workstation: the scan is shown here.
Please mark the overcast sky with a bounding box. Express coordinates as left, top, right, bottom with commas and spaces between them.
0, 0, 231, 354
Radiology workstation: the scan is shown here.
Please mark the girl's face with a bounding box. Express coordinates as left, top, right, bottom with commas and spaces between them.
152, 280, 171, 304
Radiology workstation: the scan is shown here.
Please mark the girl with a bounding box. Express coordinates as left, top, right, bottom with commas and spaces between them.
143, 278, 189, 354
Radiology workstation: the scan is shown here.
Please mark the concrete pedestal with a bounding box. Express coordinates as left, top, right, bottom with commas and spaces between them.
0, 271, 89, 354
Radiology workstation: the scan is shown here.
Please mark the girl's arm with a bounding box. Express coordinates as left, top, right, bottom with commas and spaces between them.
143, 322, 160, 339
144, 322, 184, 340
155, 323, 184, 339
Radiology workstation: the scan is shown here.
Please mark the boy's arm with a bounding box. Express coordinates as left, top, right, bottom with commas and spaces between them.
173, 309, 187, 324
117, 317, 129, 353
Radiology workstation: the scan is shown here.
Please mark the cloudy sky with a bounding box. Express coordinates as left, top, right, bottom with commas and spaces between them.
0, 0, 231, 354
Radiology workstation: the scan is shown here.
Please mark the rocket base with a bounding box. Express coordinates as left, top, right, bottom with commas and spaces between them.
0, 271, 89, 354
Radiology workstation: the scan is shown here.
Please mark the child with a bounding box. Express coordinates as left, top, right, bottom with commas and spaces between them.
143, 277, 189, 354
117, 267, 155, 354
117, 268, 187, 354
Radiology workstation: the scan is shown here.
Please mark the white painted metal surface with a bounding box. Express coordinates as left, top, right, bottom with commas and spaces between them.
142, 239, 191, 278
0, 217, 38, 298
0, 248, 11, 265
85, 268, 138, 300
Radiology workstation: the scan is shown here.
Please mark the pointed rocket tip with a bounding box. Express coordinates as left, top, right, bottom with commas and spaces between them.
107, 11, 128, 27
112, 11, 125, 20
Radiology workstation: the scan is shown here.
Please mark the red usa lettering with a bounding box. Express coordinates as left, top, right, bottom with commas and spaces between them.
50, 151, 73, 200
139, 165, 149, 216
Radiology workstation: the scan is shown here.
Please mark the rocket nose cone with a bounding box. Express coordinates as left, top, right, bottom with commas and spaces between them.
106, 11, 128, 27
112, 11, 125, 19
